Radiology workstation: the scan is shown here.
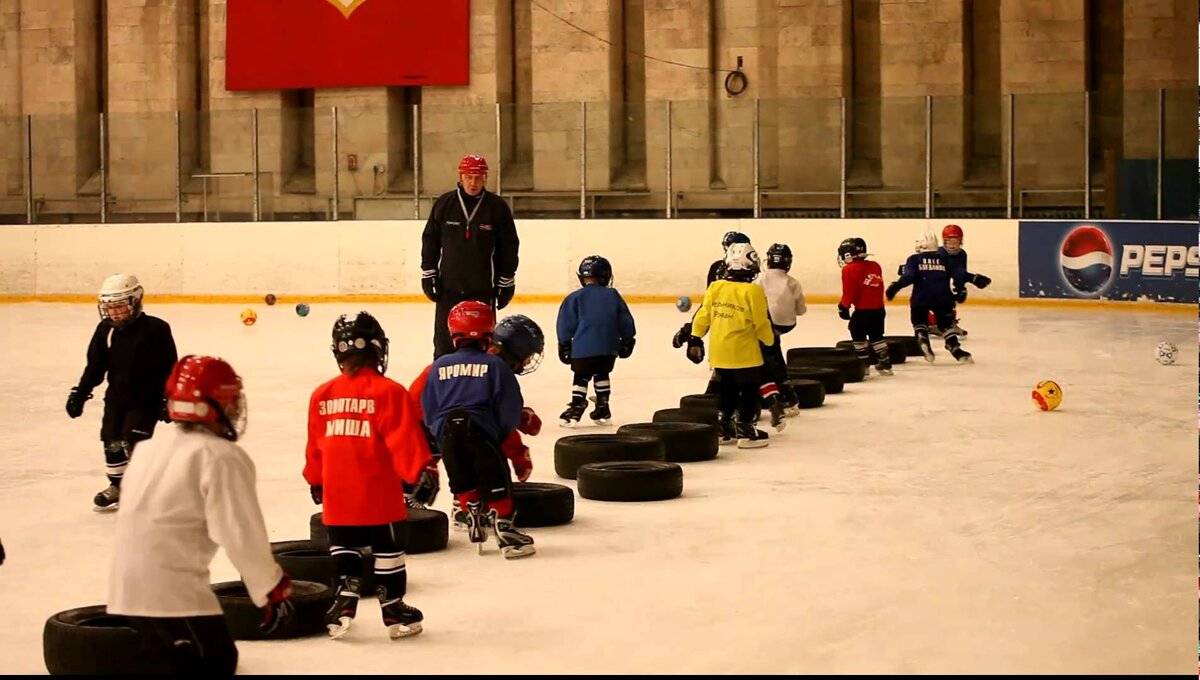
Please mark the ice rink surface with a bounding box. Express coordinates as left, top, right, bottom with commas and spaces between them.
0, 301, 1195, 674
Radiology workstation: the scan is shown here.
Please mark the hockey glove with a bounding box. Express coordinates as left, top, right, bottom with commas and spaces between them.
420, 272, 441, 303
260, 575, 294, 635
309, 485, 323, 505
65, 387, 92, 419
837, 305, 851, 320
971, 273, 992, 289
510, 444, 533, 483
0, 537, 5, 566
885, 282, 901, 301
409, 458, 440, 507
558, 342, 572, 365
618, 337, 636, 359
495, 281, 516, 310
671, 322, 693, 349
954, 288, 968, 304
518, 407, 542, 436
685, 337, 705, 365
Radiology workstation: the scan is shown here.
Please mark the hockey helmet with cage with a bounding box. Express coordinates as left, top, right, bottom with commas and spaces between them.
458, 154, 489, 176
915, 231, 939, 253
722, 231, 751, 251
577, 255, 613, 287
941, 224, 964, 254
331, 311, 390, 374
165, 355, 247, 441
447, 300, 496, 349
765, 243, 793, 271
492, 315, 545, 375
837, 238, 868, 268
98, 273, 144, 327
723, 242, 761, 282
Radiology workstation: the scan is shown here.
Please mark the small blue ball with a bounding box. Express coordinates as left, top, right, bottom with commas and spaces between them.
295, 302, 310, 317
676, 296, 692, 312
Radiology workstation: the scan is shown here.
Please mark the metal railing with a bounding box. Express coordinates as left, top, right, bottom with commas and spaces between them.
0, 88, 1192, 224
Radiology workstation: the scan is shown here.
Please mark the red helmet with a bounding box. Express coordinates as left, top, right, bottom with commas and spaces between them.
447, 301, 495, 348
941, 224, 964, 253
458, 154, 488, 176
165, 355, 247, 440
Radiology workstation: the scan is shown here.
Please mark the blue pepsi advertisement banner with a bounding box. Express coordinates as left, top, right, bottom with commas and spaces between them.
1018, 221, 1199, 303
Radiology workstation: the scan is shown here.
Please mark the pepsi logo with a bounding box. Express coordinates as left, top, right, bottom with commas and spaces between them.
1059, 225, 1114, 296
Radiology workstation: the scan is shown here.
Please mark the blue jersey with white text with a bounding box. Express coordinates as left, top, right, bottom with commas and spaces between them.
420, 346, 523, 443
894, 251, 968, 307
937, 246, 970, 278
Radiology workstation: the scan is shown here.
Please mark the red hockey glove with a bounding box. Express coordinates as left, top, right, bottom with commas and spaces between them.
518, 407, 542, 436
260, 575, 294, 635
511, 444, 533, 482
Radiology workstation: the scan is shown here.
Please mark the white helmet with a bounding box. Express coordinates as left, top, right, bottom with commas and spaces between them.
915, 231, 939, 253
98, 273, 144, 325
723, 242, 761, 282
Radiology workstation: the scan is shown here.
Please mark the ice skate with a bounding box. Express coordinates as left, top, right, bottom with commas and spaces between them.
465, 501, 490, 554
489, 510, 536, 559
875, 364, 894, 376
588, 395, 612, 425
450, 497, 468, 532
558, 398, 586, 427
872, 342, 893, 376
380, 598, 423, 639
949, 345, 974, 364
717, 413, 737, 446
766, 397, 787, 433
93, 484, 120, 512
779, 386, 801, 417
917, 332, 936, 363
325, 576, 363, 639
735, 421, 769, 449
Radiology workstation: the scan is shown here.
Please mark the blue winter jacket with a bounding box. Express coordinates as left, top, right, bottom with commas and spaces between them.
556, 285, 637, 358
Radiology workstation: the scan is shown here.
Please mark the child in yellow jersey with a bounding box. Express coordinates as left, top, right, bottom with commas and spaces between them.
690, 242, 780, 448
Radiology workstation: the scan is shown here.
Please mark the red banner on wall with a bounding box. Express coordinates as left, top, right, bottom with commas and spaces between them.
225, 0, 469, 90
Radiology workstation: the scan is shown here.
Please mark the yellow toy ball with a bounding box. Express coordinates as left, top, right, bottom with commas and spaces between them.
240, 308, 258, 326
1032, 380, 1062, 411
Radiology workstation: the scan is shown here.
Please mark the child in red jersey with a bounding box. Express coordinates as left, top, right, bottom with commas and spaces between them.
304, 311, 435, 640
836, 237, 892, 376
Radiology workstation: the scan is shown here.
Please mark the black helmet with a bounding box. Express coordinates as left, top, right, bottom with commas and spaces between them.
837, 237, 867, 268
577, 255, 613, 287
493, 315, 545, 375
765, 243, 793, 271
331, 311, 389, 374
722, 231, 750, 250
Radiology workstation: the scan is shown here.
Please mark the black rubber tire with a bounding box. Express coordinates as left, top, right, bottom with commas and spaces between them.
834, 339, 908, 365
576, 461, 684, 502
886, 334, 924, 356
553, 434, 665, 480
786, 365, 844, 395
212, 579, 333, 641
678, 393, 720, 411
793, 354, 866, 383
789, 379, 826, 408
651, 406, 719, 425
310, 509, 448, 555
616, 422, 719, 463
512, 482, 575, 527
786, 347, 856, 366
269, 539, 373, 594
43, 606, 172, 675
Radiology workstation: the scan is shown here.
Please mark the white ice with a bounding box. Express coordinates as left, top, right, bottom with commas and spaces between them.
0, 302, 1195, 674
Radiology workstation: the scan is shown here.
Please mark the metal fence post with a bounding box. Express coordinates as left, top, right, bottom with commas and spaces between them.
174, 111, 183, 223
1156, 88, 1164, 220
495, 102, 502, 197
665, 101, 673, 218
24, 114, 33, 225
331, 106, 340, 221
1006, 93, 1014, 219
99, 113, 108, 224
413, 103, 421, 219
924, 95, 932, 219
839, 97, 847, 219
579, 101, 587, 219
251, 108, 261, 222
752, 98, 760, 219
1083, 91, 1091, 218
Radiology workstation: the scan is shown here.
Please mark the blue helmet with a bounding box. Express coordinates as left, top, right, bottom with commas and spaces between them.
493, 315, 545, 375
577, 255, 613, 287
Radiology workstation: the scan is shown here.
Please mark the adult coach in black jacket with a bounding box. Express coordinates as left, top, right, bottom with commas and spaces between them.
420, 154, 520, 358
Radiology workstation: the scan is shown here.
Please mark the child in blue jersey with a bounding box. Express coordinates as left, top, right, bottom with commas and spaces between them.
886, 231, 974, 364
556, 255, 637, 426
931, 224, 992, 338
420, 300, 534, 559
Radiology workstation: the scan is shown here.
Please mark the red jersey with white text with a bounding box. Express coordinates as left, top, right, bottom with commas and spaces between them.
304, 369, 432, 526
839, 259, 886, 311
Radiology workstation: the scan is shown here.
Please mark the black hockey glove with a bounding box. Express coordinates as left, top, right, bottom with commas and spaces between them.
671, 322, 693, 349
897, 264, 905, 276
495, 282, 516, 310
158, 398, 172, 424
0, 536, 5, 566
558, 342, 572, 365
408, 458, 440, 507
65, 387, 92, 419
970, 273, 992, 289
420, 272, 441, 303
309, 485, 323, 505
617, 337, 636, 359
954, 288, 968, 304
885, 282, 901, 301
685, 337, 705, 365
837, 305, 851, 320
